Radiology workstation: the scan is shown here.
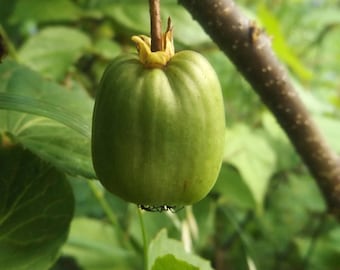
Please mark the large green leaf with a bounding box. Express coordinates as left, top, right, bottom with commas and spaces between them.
10, 0, 81, 23
62, 217, 136, 270
92, 38, 121, 60
18, 26, 91, 80
0, 145, 74, 270
223, 124, 276, 212
152, 254, 199, 270
148, 229, 213, 270
213, 164, 256, 209
0, 59, 95, 178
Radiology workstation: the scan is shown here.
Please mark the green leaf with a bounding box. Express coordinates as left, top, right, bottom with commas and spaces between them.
148, 229, 213, 270
163, 4, 210, 46
287, 173, 326, 213
302, 7, 340, 31
315, 115, 340, 153
258, 4, 313, 81
246, 170, 327, 269
10, 0, 81, 23
0, 0, 16, 24
203, 50, 261, 124
102, 2, 210, 46
224, 124, 276, 212
0, 93, 90, 137
292, 79, 334, 115
18, 26, 91, 80
0, 59, 95, 178
93, 38, 121, 60
152, 254, 199, 270
295, 227, 340, 269
0, 145, 74, 270
62, 217, 135, 270
128, 209, 175, 250
261, 112, 300, 171
213, 164, 256, 209
190, 201, 216, 250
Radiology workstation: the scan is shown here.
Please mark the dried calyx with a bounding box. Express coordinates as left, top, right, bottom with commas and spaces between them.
138, 204, 183, 213
132, 18, 175, 68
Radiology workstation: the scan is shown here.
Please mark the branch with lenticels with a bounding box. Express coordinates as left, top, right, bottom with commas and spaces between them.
179, 0, 340, 217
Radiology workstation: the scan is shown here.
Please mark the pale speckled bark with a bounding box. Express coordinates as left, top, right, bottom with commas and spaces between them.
179, 0, 340, 216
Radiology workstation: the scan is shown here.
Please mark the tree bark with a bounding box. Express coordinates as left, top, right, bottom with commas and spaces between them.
179, 0, 340, 216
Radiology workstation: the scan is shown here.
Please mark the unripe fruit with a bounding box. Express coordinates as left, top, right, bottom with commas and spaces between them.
92, 23, 225, 207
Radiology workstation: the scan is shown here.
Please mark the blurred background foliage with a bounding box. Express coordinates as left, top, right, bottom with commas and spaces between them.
1, 0, 340, 269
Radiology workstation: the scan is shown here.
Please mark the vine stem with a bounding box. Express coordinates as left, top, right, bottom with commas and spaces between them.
149, 0, 162, 51
137, 207, 149, 270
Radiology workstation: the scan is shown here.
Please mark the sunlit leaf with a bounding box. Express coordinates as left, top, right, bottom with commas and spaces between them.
102, 2, 210, 46
213, 164, 256, 209
258, 4, 313, 80
223, 124, 276, 212
93, 38, 121, 60
0, 59, 95, 178
148, 229, 213, 270
152, 254, 199, 270
10, 0, 81, 23
62, 217, 135, 270
18, 26, 91, 80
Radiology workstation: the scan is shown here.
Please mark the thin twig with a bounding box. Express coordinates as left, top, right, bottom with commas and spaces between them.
149, 0, 162, 51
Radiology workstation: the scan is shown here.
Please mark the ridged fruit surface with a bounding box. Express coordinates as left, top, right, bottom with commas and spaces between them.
92, 50, 225, 206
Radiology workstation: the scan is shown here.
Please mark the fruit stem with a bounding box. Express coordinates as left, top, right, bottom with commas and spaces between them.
149, 0, 162, 52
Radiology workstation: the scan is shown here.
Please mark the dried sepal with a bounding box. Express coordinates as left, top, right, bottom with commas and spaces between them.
131, 18, 174, 68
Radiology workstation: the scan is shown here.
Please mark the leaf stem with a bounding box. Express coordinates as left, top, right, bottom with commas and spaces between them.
137, 207, 149, 270
149, 0, 162, 52
88, 181, 142, 254
0, 24, 19, 61
87, 180, 118, 226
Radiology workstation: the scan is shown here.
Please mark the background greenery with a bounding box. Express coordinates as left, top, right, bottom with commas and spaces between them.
1, 0, 340, 269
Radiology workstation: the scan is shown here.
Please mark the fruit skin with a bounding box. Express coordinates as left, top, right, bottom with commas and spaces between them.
92, 50, 225, 206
